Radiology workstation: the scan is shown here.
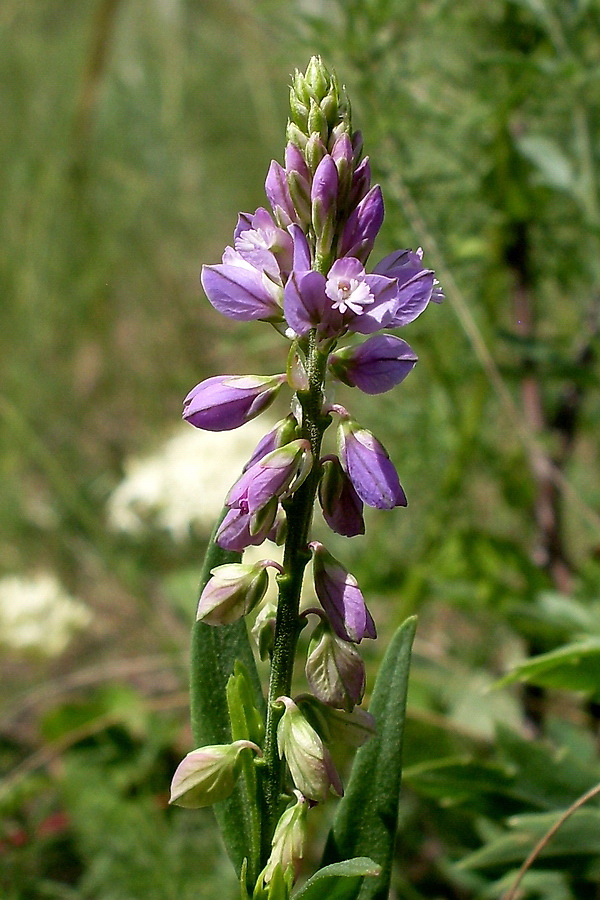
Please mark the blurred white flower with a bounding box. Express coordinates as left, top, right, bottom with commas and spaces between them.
107, 419, 274, 541
0, 573, 92, 656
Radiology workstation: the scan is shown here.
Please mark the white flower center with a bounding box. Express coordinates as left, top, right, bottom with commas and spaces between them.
236, 229, 271, 253
325, 276, 375, 315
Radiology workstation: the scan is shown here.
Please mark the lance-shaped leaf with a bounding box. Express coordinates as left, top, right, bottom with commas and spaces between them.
189, 507, 266, 889
321, 616, 417, 899
294, 858, 381, 900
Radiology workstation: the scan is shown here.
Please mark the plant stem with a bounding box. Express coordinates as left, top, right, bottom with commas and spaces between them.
260, 329, 330, 858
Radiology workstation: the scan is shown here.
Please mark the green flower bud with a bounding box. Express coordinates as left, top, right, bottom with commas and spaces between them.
286, 120, 308, 151
276, 696, 343, 802
307, 99, 329, 143
304, 56, 329, 101
169, 739, 261, 808
252, 600, 278, 660
306, 620, 366, 711
262, 790, 308, 884
197, 561, 270, 625
304, 133, 327, 174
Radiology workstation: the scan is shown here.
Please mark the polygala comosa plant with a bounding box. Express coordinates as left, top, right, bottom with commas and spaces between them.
170, 57, 442, 899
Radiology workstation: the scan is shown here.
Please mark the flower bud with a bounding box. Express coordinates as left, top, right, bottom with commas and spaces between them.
307, 99, 328, 143
243, 415, 300, 472
183, 374, 285, 432
276, 696, 343, 803
338, 417, 407, 510
329, 334, 417, 395
310, 541, 376, 643
226, 439, 312, 516
304, 56, 329, 100
197, 561, 270, 625
318, 455, 365, 537
215, 503, 276, 552
265, 160, 297, 227
252, 600, 278, 660
306, 620, 366, 710
304, 133, 328, 173
286, 120, 308, 151
169, 739, 261, 808
338, 184, 384, 263
311, 155, 338, 252
262, 790, 308, 884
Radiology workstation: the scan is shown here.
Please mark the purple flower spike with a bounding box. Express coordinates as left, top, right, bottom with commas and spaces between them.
310, 541, 376, 643
338, 417, 407, 509
183, 373, 286, 432
338, 185, 384, 263
201, 251, 282, 322
318, 456, 365, 537
226, 439, 312, 515
373, 248, 441, 326
329, 334, 418, 394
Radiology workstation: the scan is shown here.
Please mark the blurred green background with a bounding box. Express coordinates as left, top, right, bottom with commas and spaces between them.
2, 1, 600, 898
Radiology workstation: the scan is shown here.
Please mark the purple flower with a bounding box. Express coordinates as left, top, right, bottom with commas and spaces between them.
283, 257, 398, 339
329, 334, 418, 394
373, 248, 442, 326
234, 207, 293, 281
226, 439, 312, 515
338, 417, 407, 509
318, 456, 365, 537
215, 502, 278, 552
182, 374, 286, 432
338, 185, 384, 263
310, 541, 376, 643
201, 248, 283, 322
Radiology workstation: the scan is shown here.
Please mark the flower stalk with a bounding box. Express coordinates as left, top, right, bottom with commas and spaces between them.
262, 331, 330, 845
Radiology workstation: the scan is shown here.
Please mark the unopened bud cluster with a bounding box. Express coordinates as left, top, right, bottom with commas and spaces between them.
173, 56, 442, 892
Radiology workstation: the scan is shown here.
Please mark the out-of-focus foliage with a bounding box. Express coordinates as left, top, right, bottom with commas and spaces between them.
2, 0, 600, 898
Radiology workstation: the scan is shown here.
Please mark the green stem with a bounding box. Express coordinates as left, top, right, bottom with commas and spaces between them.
260, 330, 330, 858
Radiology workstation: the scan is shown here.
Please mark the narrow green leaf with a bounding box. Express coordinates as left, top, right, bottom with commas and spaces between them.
496, 639, 600, 696
457, 809, 600, 870
189, 508, 266, 884
322, 617, 417, 899
294, 858, 380, 900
